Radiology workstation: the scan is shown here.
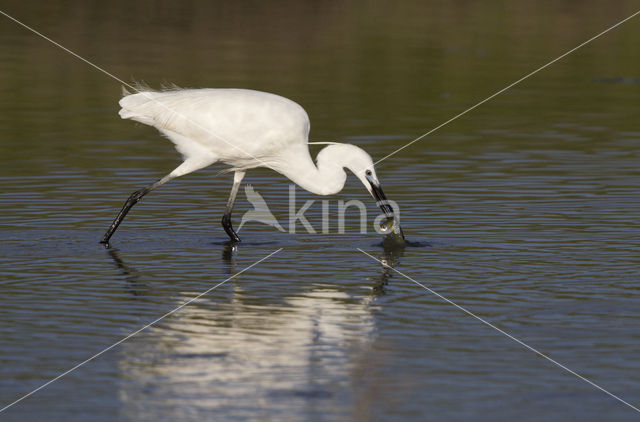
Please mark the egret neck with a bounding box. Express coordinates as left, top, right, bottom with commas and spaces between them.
275, 143, 350, 196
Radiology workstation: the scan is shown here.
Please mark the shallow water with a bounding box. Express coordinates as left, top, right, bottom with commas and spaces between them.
1, 1, 640, 421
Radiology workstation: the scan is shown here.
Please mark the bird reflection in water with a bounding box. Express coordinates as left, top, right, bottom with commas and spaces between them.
220, 241, 235, 274
109, 245, 380, 417
103, 240, 417, 417
106, 243, 240, 296
106, 247, 147, 296
371, 239, 406, 295
107, 239, 411, 298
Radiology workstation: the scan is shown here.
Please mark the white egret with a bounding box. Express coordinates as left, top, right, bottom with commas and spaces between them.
101, 88, 403, 244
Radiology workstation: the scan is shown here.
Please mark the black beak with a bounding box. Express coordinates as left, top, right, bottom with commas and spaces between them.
366, 174, 404, 240
366, 175, 394, 219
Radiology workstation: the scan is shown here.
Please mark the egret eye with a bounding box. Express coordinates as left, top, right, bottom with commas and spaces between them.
365, 170, 372, 176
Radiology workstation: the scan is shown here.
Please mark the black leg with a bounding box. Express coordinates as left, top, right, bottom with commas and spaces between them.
221, 171, 245, 243
100, 175, 173, 245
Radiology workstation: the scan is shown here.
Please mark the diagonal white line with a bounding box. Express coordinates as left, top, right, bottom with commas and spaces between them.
357, 248, 640, 414
374, 9, 640, 166
0, 9, 272, 170
0, 10, 131, 95
0, 248, 283, 414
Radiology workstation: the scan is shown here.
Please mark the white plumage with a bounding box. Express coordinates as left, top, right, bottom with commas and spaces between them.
101, 88, 402, 244
119, 88, 309, 177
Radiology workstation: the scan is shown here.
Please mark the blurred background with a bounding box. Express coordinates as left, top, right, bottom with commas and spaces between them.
1, 1, 639, 421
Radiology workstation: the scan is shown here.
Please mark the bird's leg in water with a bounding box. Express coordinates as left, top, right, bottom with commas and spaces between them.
100, 174, 174, 245
221, 171, 246, 242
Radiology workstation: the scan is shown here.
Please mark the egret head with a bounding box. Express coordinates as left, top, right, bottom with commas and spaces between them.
333, 144, 405, 239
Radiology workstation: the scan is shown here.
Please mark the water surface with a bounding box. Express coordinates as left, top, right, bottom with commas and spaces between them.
1, 1, 640, 421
